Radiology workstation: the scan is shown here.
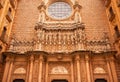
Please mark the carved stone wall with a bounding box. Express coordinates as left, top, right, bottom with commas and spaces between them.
11, 0, 110, 43
2, 0, 119, 82
34, 22, 86, 52
9, 0, 112, 53
2, 51, 118, 82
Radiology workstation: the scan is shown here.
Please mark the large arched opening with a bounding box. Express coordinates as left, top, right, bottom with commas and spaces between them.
13, 79, 25, 82
95, 79, 107, 82
52, 79, 68, 82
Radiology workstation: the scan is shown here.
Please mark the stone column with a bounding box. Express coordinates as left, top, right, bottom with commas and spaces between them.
106, 56, 114, 82
7, 57, 14, 82
109, 56, 118, 82
2, 56, 11, 82
38, 55, 43, 82
71, 61, 74, 82
75, 55, 81, 82
26, 60, 30, 82
28, 55, 34, 82
45, 62, 48, 82
85, 55, 91, 82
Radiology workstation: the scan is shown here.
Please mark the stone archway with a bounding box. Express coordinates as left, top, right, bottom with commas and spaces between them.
52, 79, 68, 82
13, 79, 25, 82
95, 79, 107, 82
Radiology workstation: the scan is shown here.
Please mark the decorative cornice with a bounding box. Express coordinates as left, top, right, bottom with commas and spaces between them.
91, 50, 117, 55
2, 50, 117, 58
26, 51, 49, 55
35, 22, 85, 31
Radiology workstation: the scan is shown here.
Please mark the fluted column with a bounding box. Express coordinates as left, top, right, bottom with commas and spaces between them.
45, 62, 48, 82
2, 56, 11, 82
109, 56, 118, 82
71, 61, 74, 82
38, 55, 43, 82
75, 55, 81, 82
7, 57, 14, 82
28, 55, 34, 82
106, 57, 114, 82
26, 59, 30, 82
85, 55, 91, 82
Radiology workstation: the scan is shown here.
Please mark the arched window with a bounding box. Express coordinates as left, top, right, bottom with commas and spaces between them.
0, 27, 7, 42
0, 46, 2, 52
114, 25, 120, 38
13, 79, 25, 82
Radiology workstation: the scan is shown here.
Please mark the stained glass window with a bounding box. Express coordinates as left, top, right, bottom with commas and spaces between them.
48, 2, 72, 19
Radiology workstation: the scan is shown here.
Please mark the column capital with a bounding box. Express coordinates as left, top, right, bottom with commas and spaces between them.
85, 55, 90, 61
75, 55, 80, 61
29, 55, 34, 61
5, 56, 11, 62
39, 55, 44, 61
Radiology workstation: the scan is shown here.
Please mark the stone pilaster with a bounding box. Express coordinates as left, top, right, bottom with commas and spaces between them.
45, 62, 48, 82
26, 59, 30, 82
109, 56, 118, 82
28, 55, 34, 82
2, 56, 11, 82
106, 56, 114, 82
75, 55, 81, 82
71, 60, 74, 82
38, 55, 43, 82
7, 56, 14, 82
85, 55, 91, 82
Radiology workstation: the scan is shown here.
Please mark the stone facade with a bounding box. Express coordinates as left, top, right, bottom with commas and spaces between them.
2, 51, 117, 82
0, 0, 120, 82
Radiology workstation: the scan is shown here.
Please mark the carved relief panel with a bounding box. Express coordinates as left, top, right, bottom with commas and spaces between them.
48, 62, 71, 82
48, 62, 71, 74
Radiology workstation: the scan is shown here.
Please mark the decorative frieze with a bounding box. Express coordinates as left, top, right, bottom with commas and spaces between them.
8, 15, 111, 54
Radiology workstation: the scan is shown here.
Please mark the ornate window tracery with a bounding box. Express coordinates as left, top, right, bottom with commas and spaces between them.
48, 2, 72, 19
